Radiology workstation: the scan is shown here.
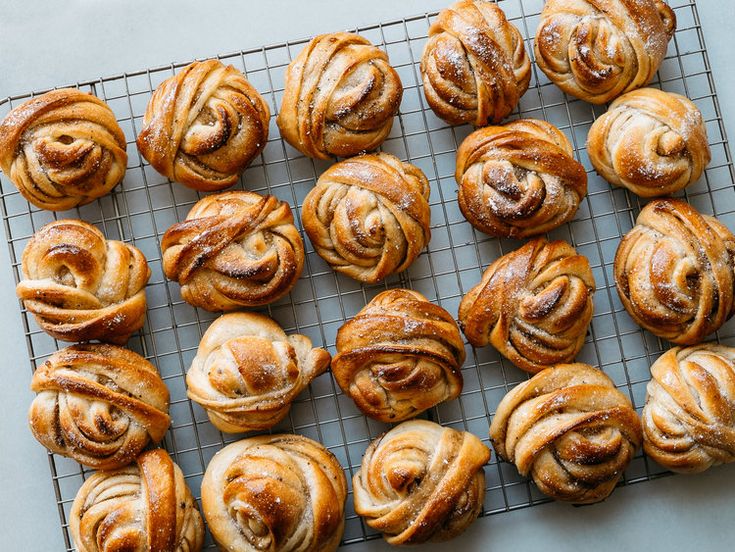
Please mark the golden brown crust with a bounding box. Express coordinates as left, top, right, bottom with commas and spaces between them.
489, 363, 642, 503
16, 219, 150, 344
535, 0, 676, 104
0, 88, 127, 210
332, 289, 465, 422
301, 152, 430, 283
187, 312, 330, 432
277, 32, 402, 159
353, 419, 490, 544
70, 449, 204, 552
137, 59, 270, 191
161, 191, 304, 311
459, 238, 595, 373
455, 119, 587, 238
29, 344, 170, 469
587, 88, 710, 197
614, 199, 735, 344
643, 344, 735, 473
420, 0, 530, 126
201, 434, 347, 552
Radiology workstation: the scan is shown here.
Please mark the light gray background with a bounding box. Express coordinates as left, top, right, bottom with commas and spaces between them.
0, 1, 733, 550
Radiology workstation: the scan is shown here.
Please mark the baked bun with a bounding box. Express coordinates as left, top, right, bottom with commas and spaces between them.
455, 119, 587, 238
70, 449, 204, 552
459, 238, 595, 373
643, 344, 735, 473
0, 88, 127, 211
161, 191, 304, 311
187, 312, 331, 432
353, 419, 490, 544
614, 199, 735, 344
29, 344, 169, 470
301, 152, 430, 283
587, 88, 710, 197
535, 0, 676, 104
201, 434, 347, 552
332, 289, 464, 422
277, 32, 402, 159
420, 0, 530, 126
137, 59, 270, 191
489, 363, 642, 503
16, 219, 150, 344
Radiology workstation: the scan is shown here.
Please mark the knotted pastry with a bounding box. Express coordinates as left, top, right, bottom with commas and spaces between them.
70, 449, 204, 552
161, 191, 304, 311
455, 119, 587, 238
137, 59, 270, 191
332, 289, 464, 422
29, 344, 170, 470
459, 238, 595, 373
535, 0, 676, 104
420, 0, 531, 126
201, 434, 347, 552
16, 219, 150, 343
489, 363, 642, 503
277, 32, 402, 159
301, 153, 430, 283
0, 88, 127, 211
353, 419, 490, 544
187, 312, 331, 433
614, 199, 735, 344
643, 344, 735, 473
587, 88, 710, 197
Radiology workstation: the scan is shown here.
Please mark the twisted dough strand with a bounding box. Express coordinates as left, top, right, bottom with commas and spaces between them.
70, 449, 204, 552
490, 363, 642, 503
187, 312, 331, 432
456, 119, 587, 238
535, 0, 676, 104
29, 344, 170, 470
614, 199, 735, 344
302, 152, 430, 283
137, 59, 270, 191
201, 434, 347, 552
161, 191, 304, 311
353, 419, 490, 544
643, 344, 735, 473
16, 219, 150, 344
0, 88, 127, 210
421, 0, 530, 126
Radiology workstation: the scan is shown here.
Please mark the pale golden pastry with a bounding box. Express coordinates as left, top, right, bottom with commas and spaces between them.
137, 59, 270, 191
490, 363, 642, 503
332, 289, 464, 422
420, 0, 530, 126
277, 32, 402, 159
353, 419, 490, 544
643, 344, 735, 473
16, 219, 150, 344
161, 191, 304, 311
70, 449, 204, 552
187, 312, 331, 433
587, 88, 711, 197
455, 119, 587, 238
459, 238, 595, 373
201, 434, 347, 552
301, 152, 430, 283
0, 88, 127, 210
535, 0, 676, 104
614, 199, 735, 344
29, 344, 170, 470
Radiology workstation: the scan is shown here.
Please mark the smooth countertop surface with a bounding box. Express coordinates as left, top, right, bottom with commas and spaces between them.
1, 1, 733, 550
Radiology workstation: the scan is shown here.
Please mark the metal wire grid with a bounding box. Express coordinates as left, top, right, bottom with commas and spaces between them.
0, 0, 733, 549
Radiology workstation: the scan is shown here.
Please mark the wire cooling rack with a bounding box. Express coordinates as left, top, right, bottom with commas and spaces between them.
1, 0, 733, 549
